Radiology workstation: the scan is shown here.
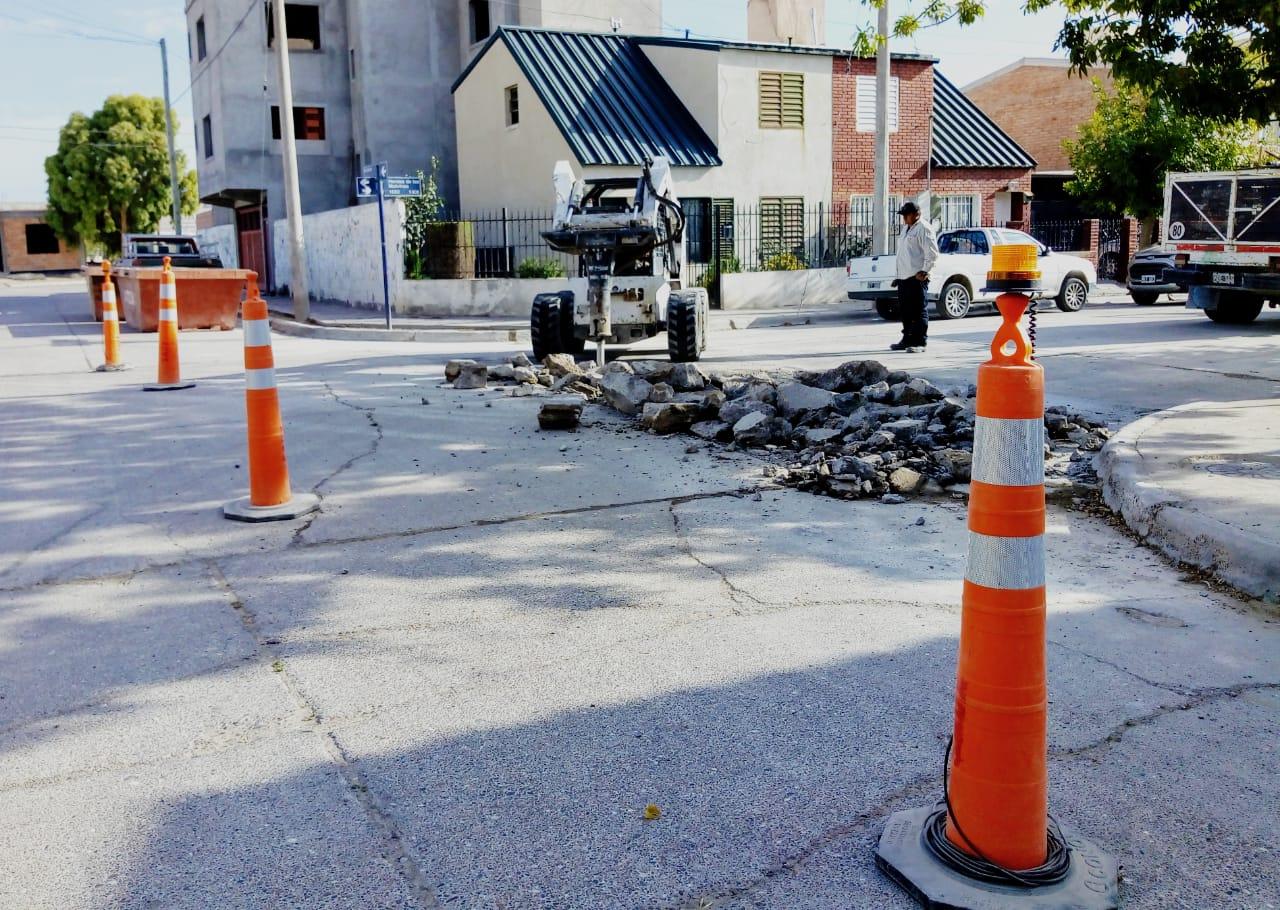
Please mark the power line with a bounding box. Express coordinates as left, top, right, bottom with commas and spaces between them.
0, 12, 153, 46
8, 0, 154, 43
170, 0, 260, 106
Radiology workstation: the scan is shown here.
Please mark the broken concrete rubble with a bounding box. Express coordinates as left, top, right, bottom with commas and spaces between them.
599, 371, 654, 416
452, 363, 487, 389
445, 359, 478, 382
446, 353, 1112, 504
538, 397, 584, 430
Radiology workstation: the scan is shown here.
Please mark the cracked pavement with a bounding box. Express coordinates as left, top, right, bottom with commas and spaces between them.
1, 282, 1278, 909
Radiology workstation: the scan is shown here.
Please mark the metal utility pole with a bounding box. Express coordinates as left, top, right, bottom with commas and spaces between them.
159, 38, 183, 234
272, 0, 311, 321
872, 1, 891, 255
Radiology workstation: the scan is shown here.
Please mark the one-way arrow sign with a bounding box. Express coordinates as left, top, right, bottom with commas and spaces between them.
356, 176, 379, 197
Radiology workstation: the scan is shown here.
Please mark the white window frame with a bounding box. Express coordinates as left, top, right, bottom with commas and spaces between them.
855, 75, 899, 133
504, 84, 519, 128
931, 193, 982, 230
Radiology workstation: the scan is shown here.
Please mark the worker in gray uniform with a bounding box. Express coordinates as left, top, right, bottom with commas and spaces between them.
889, 201, 939, 353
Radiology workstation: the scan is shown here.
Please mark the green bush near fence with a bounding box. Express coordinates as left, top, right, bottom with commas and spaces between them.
761, 250, 806, 271
516, 257, 566, 279
696, 256, 741, 290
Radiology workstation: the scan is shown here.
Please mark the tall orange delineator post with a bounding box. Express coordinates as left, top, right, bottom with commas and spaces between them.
222, 274, 319, 522
875, 245, 1117, 910
143, 257, 196, 391
95, 261, 128, 372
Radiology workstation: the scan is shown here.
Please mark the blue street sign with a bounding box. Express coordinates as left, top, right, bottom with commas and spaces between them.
356, 176, 378, 198
383, 176, 423, 198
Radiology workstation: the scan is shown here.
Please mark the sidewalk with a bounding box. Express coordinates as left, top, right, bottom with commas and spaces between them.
1099, 398, 1280, 602
266, 296, 530, 342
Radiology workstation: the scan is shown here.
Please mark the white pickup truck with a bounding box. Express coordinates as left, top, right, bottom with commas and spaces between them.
846, 226, 1097, 320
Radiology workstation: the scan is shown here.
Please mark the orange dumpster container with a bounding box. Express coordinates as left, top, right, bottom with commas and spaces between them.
114, 267, 252, 332
84, 263, 107, 321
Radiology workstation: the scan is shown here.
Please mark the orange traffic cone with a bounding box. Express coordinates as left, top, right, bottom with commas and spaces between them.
143, 256, 195, 391
875, 245, 1117, 909
222, 273, 318, 522
95, 261, 129, 372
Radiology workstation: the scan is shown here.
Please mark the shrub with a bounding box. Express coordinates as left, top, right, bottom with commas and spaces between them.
696, 256, 741, 290
516, 257, 566, 279
762, 250, 806, 271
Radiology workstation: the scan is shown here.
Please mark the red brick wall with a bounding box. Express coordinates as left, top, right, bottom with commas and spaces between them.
929, 168, 1033, 225
832, 57, 934, 200
831, 57, 1033, 227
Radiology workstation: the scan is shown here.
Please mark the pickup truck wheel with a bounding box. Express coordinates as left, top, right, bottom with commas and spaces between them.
874, 299, 900, 321
1130, 290, 1160, 306
1205, 294, 1263, 324
935, 281, 972, 320
1056, 276, 1089, 312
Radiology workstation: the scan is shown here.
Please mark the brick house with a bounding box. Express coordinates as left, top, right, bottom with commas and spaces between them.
0, 205, 81, 275
963, 57, 1114, 221
831, 56, 1035, 232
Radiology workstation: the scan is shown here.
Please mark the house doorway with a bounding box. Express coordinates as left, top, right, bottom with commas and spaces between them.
236, 204, 269, 287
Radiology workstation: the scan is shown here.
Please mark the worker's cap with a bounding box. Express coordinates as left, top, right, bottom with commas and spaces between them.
897, 201, 920, 216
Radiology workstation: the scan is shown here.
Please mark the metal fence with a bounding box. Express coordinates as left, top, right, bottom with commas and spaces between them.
1097, 217, 1126, 280
1029, 219, 1087, 253
402, 202, 899, 295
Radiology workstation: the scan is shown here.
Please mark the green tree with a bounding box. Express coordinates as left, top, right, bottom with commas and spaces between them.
848, 3, 1275, 124
1029, 0, 1277, 125
45, 95, 197, 256
1065, 82, 1263, 242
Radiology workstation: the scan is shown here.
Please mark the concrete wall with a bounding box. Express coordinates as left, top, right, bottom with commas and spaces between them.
273, 201, 400, 306
640, 45, 721, 145
0, 211, 81, 273
186, 0, 355, 226
456, 41, 833, 212
348, 0, 462, 205
746, 0, 826, 45
720, 267, 848, 310
195, 224, 239, 269
454, 41, 581, 212
398, 276, 587, 317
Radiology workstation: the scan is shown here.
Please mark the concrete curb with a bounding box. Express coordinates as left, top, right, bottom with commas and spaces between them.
1098, 407, 1280, 603
269, 316, 530, 344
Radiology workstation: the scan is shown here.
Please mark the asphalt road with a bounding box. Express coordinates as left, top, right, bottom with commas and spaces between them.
1, 280, 1277, 909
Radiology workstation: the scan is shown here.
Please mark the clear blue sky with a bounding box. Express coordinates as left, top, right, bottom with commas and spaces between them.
0, 1, 1070, 203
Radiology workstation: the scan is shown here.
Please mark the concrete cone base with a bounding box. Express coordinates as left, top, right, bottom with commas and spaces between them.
875, 806, 1118, 910
143, 381, 196, 391
95, 363, 131, 372
222, 493, 320, 523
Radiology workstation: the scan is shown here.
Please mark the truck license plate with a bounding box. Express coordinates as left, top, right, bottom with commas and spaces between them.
1140, 274, 1157, 283
1212, 272, 1235, 285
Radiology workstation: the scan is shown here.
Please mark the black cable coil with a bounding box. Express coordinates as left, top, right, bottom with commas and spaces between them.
1028, 297, 1038, 358
922, 737, 1072, 888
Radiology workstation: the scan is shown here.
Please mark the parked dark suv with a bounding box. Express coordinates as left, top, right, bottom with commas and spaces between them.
1126, 245, 1186, 305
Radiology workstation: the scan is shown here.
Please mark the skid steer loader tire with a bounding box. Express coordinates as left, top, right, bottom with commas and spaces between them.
667, 289, 705, 363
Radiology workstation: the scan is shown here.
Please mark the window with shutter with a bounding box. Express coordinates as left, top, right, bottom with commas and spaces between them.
855, 76, 899, 133
760, 196, 805, 260
759, 72, 804, 129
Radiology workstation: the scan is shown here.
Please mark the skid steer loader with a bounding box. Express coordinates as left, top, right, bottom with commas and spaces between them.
532, 156, 709, 366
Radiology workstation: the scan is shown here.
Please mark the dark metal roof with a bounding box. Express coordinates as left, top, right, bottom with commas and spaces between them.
931, 71, 1036, 170
470, 28, 721, 168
